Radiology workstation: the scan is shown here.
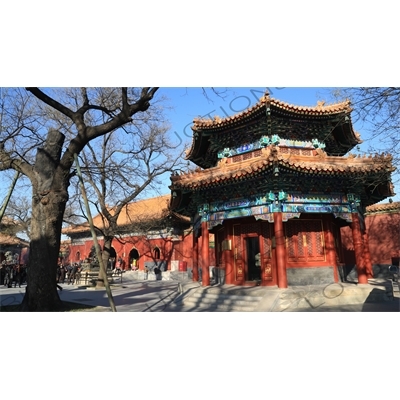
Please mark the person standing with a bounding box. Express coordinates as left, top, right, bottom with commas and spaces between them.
68, 263, 78, 285
154, 266, 161, 281
59, 264, 66, 283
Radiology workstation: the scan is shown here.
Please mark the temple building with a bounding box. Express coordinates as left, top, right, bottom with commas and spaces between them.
169, 92, 395, 288
62, 195, 191, 271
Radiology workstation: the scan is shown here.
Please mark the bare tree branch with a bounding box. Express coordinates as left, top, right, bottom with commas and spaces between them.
26, 87, 75, 119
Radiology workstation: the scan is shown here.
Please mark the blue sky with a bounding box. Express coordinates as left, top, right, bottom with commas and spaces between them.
160, 87, 334, 145
1, 87, 398, 208
154, 87, 399, 201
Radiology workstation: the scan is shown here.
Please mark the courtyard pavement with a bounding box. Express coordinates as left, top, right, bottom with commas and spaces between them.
0, 279, 180, 312
1, 271, 399, 312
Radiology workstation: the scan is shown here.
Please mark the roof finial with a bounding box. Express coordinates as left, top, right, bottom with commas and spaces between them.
261, 89, 270, 104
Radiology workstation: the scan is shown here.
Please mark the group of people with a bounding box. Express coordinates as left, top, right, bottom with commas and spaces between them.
57, 262, 82, 285
1, 262, 27, 288
109, 257, 140, 272
130, 259, 139, 271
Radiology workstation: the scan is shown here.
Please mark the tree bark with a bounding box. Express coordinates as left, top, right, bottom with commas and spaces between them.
96, 236, 113, 288
20, 190, 67, 311
19, 130, 68, 311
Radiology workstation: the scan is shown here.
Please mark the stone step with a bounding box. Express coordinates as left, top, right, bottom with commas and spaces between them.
170, 301, 258, 312
188, 292, 263, 302
275, 281, 395, 311
166, 303, 256, 312
170, 280, 396, 312
178, 288, 263, 311
183, 297, 260, 307
182, 296, 260, 304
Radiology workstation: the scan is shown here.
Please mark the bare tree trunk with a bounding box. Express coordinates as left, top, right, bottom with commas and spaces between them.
97, 237, 113, 288
20, 190, 66, 311
20, 130, 68, 311
74, 153, 116, 311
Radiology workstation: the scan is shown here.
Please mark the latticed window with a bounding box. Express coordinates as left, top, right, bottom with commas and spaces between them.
315, 231, 324, 256
232, 155, 242, 163
242, 222, 261, 235
290, 148, 301, 156
233, 224, 242, 280
262, 222, 272, 259
285, 219, 325, 262
242, 152, 252, 161
233, 224, 242, 255
216, 228, 225, 265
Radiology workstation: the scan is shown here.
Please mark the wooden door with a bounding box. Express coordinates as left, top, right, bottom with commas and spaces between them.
233, 223, 244, 282
261, 221, 276, 285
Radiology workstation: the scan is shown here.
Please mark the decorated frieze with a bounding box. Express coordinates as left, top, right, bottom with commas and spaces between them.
254, 213, 275, 223
288, 193, 344, 204
283, 203, 351, 214
282, 212, 301, 222
207, 192, 349, 213
199, 191, 355, 225
217, 135, 326, 159
333, 212, 353, 222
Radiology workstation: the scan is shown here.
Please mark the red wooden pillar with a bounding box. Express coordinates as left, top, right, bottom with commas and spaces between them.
363, 231, 374, 278
192, 231, 199, 282
201, 221, 210, 286
274, 212, 288, 288
351, 213, 368, 284
325, 222, 339, 283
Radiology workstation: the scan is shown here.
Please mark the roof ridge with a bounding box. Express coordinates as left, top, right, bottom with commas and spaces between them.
192, 94, 352, 128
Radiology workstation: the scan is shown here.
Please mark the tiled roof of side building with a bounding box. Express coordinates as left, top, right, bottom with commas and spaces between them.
0, 234, 29, 247
63, 194, 179, 235
365, 201, 400, 215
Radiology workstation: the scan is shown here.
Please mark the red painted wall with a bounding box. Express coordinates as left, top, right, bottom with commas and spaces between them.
67, 233, 196, 271
341, 212, 400, 266
67, 209, 399, 276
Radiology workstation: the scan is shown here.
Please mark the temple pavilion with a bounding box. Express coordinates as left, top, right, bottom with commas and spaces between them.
169, 92, 395, 288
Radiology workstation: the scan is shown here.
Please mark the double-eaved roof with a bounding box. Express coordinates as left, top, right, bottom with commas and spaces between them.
173, 146, 394, 193
170, 92, 395, 215
186, 92, 362, 169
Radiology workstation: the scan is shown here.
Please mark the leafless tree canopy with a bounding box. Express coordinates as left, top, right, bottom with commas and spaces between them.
332, 87, 400, 187
71, 110, 185, 257
0, 87, 167, 311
